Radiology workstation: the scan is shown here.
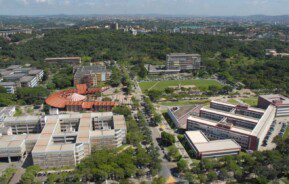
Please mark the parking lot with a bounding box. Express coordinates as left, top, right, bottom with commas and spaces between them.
260, 117, 288, 151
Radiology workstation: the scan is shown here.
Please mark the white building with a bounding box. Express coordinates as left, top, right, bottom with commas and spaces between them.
185, 130, 241, 158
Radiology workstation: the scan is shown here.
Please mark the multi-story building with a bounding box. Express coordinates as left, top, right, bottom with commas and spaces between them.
0, 65, 44, 88
0, 112, 126, 167
74, 65, 110, 87
166, 53, 202, 71
0, 82, 17, 94
258, 94, 289, 117
20, 76, 38, 87
187, 100, 276, 150
185, 130, 241, 158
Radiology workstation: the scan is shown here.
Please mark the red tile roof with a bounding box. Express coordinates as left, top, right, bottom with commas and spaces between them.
76, 84, 87, 95
45, 86, 116, 109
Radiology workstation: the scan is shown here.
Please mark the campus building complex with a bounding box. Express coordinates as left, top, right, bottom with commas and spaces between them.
74, 65, 110, 87
0, 65, 44, 91
166, 53, 202, 71
187, 100, 276, 150
0, 112, 126, 168
185, 130, 241, 158
258, 94, 289, 117
45, 84, 117, 114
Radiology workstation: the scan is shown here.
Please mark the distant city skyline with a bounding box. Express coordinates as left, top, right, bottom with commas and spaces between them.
0, 0, 289, 16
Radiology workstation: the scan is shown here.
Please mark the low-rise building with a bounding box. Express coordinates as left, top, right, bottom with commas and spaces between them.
20, 76, 38, 87
44, 57, 82, 65
0, 82, 17, 94
185, 130, 241, 158
0, 65, 44, 88
166, 53, 202, 71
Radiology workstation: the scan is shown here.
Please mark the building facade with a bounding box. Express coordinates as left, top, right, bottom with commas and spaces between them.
185, 130, 241, 158
187, 100, 276, 150
0, 112, 126, 168
166, 53, 202, 71
74, 65, 110, 87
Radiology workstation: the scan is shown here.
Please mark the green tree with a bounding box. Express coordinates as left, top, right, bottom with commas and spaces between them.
161, 132, 175, 146
177, 159, 188, 173
0, 86, 7, 93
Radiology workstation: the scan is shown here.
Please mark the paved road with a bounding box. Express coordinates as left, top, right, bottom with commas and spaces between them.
9, 167, 25, 184
133, 81, 175, 179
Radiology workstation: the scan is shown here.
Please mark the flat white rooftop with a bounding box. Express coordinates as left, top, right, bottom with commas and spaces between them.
185, 131, 241, 153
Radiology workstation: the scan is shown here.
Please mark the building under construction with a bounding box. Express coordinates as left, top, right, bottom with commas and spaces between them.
0, 112, 126, 168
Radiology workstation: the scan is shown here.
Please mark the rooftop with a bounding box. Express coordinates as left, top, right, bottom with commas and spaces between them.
260, 94, 289, 106
185, 130, 241, 153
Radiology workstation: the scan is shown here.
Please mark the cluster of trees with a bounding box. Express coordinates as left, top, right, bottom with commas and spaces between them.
20, 166, 41, 184
0, 86, 48, 107
0, 167, 17, 184
16, 87, 48, 105
2, 28, 289, 93
143, 97, 162, 126
109, 65, 133, 94
50, 66, 73, 89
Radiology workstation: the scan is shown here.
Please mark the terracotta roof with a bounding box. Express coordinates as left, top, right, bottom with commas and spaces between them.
82, 102, 94, 109
76, 84, 87, 95
45, 86, 116, 109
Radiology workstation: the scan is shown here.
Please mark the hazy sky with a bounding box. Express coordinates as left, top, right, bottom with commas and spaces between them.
0, 0, 288, 16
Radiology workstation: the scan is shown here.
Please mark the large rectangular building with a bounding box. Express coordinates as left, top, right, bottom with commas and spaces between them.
185, 130, 241, 158
0, 112, 126, 168
166, 53, 202, 71
187, 100, 276, 150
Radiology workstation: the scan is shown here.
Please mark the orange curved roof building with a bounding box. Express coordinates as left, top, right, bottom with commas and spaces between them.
45, 84, 117, 111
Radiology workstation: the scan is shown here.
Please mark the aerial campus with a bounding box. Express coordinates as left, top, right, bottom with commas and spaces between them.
1, 10, 289, 184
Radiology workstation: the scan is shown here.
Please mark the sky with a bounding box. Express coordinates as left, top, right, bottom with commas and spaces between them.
0, 0, 289, 16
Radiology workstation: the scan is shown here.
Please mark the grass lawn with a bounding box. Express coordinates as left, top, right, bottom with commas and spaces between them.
241, 97, 258, 106
139, 79, 222, 92
227, 99, 239, 105
159, 99, 210, 106
283, 125, 289, 140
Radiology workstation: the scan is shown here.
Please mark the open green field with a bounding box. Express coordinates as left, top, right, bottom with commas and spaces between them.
241, 97, 258, 107
139, 79, 222, 92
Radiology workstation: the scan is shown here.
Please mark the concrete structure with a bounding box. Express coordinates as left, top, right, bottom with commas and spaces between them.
0, 106, 15, 122
0, 112, 126, 167
20, 76, 38, 87
166, 53, 202, 71
45, 84, 117, 113
185, 130, 241, 158
145, 64, 180, 75
74, 65, 110, 87
258, 94, 289, 117
0, 29, 32, 37
0, 82, 17, 94
0, 65, 44, 88
187, 100, 276, 150
44, 57, 82, 65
